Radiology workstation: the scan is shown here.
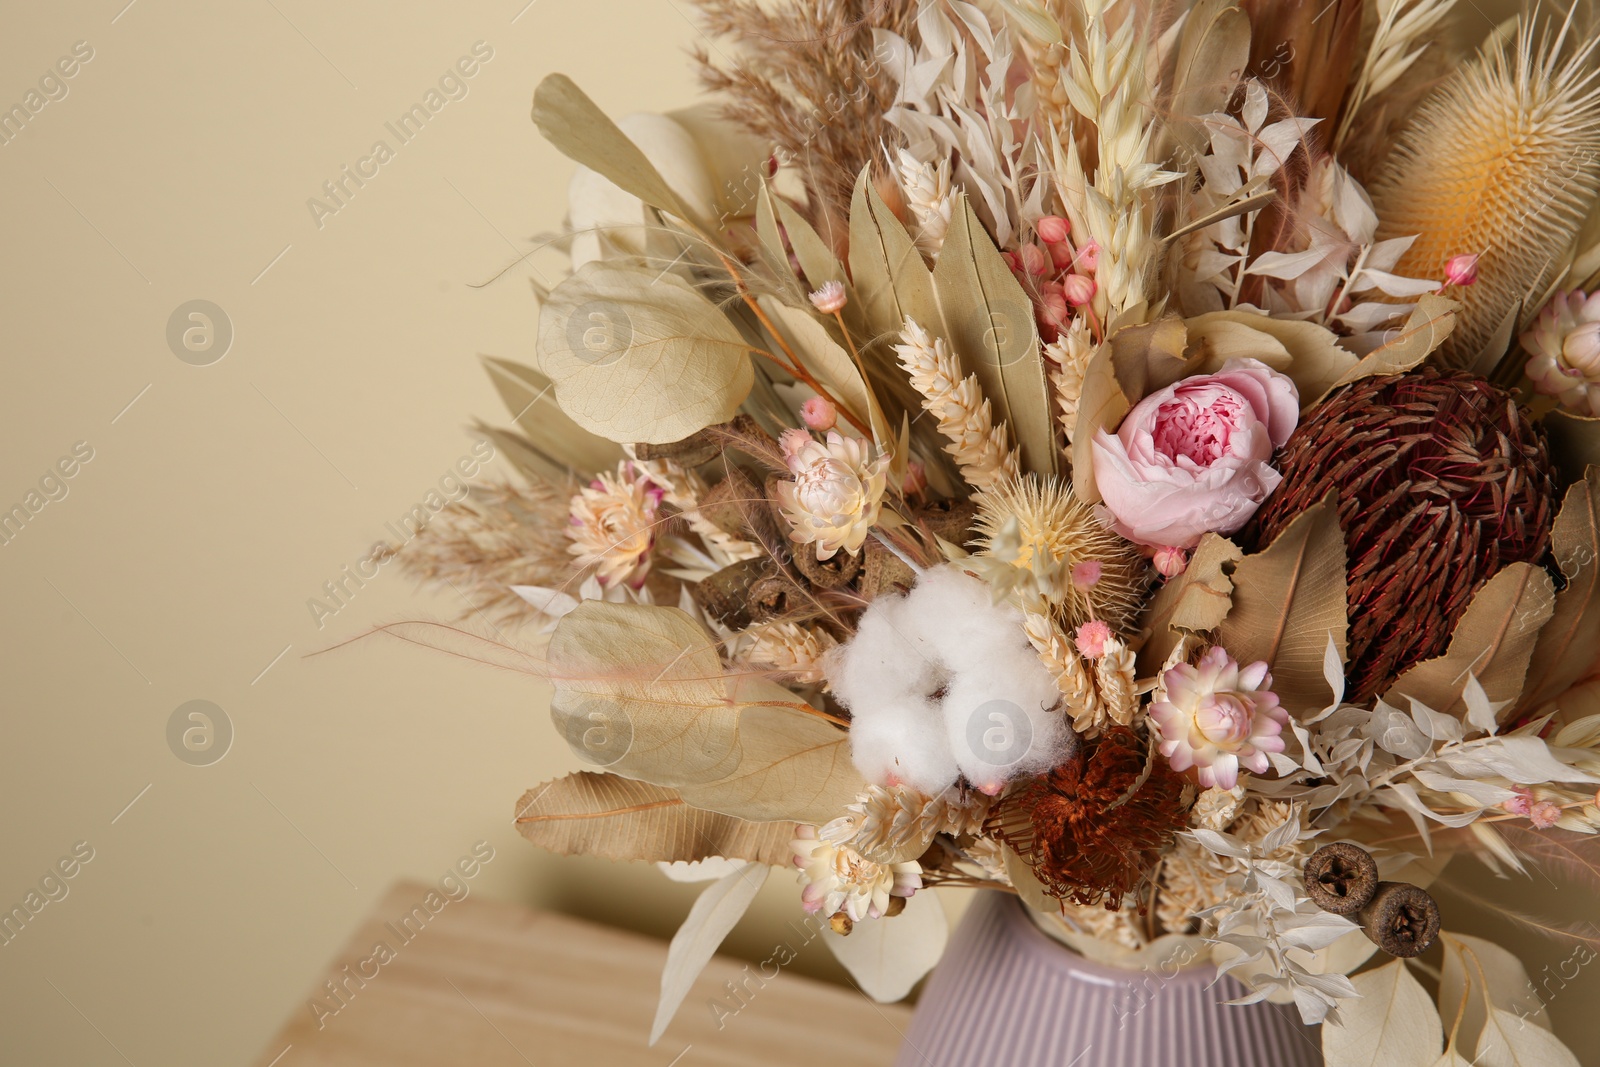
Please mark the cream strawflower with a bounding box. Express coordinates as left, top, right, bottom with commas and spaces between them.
775, 429, 889, 560
1523, 290, 1600, 415
565, 462, 663, 588
792, 823, 921, 922
1149, 647, 1287, 789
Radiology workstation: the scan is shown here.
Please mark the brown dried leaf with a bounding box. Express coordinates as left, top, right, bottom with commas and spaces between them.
1109, 316, 1191, 400
1184, 312, 1359, 405
514, 772, 796, 866
1164, 0, 1251, 163
1070, 342, 1129, 504
1137, 534, 1245, 676
1544, 411, 1600, 484
1382, 562, 1555, 720
1521, 468, 1600, 711
1215, 498, 1348, 715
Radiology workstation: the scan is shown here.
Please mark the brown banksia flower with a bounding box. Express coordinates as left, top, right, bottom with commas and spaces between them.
1255, 368, 1558, 701
989, 729, 1189, 909
1368, 15, 1600, 367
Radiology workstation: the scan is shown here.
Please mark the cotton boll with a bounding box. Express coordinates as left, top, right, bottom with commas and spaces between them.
829, 591, 958, 794
925, 571, 1072, 791
846, 695, 960, 794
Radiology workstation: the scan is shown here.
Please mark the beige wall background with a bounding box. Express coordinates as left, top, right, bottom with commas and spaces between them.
2, 1, 1596, 1065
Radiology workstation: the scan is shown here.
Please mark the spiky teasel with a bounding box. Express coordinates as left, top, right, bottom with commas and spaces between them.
969, 475, 1147, 632
1369, 14, 1600, 368
893, 318, 1021, 490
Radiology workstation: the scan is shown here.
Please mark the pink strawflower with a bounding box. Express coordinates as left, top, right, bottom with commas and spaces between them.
1036, 215, 1071, 244
1153, 546, 1189, 578
809, 280, 848, 314
1075, 620, 1112, 659
1530, 800, 1563, 829
1150, 646, 1288, 790
800, 396, 837, 431
1071, 560, 1103, 589
1444, 253, 1480, 287
1061, 274, 1097, 307
1503, 787, 1534, 817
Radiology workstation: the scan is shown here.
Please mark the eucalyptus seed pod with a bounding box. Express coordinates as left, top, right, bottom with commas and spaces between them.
1303, 842, 1380, 915
1358, 881, 1441, 958
792, 539, 863, 590
749, 573, 795, 622
696, 467, 763, 539
693, 558, 773, 631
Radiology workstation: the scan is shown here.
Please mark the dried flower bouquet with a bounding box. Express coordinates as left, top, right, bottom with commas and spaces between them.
402, 0, 1600, 1061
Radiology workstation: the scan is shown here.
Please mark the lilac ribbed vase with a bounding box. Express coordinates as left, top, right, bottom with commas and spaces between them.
895, 892, 1322, 1067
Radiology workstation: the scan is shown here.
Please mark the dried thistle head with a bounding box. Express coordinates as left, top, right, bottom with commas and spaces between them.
1369, 14, 1600, 367
989, 728, 1190, 909
969, 475, 1148, 632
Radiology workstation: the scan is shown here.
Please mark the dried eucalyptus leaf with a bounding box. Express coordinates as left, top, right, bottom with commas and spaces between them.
934, 193, 1057, 478
678, 691, 865, 826
1383, 563, 1555, 721
532, 74, 699, 229
514, 772, 796, 866
1473, 1008, 1580, 1067
754, 183, 805, 300
536, 261, 753, 444
481, 357, 624, 476
1325, 294, 1458, 397
1321, 959, 1441, 1067
548, 601, 741, 786
772, 191, 848, 294
1215, 497, 1348, 716
848, 169, 938, 341
1137, 534, 1244, 676
1070, 342, 1129, 503
759, 297, 891, 447
1522, 468, 1600, 711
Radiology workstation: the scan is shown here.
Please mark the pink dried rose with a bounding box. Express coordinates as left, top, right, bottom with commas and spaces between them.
1092, 358, 1299, 548
1150, 646, 1288, 790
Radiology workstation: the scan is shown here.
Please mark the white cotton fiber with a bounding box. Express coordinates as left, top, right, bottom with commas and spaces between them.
827, 566, 1072, 795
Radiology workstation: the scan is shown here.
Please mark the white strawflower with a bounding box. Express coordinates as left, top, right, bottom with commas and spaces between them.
792, 824, 921, 922
775, 429, 889, 560
565, 462, 663, 589
741, 621, 837, 685
1523, 290, 1600, 415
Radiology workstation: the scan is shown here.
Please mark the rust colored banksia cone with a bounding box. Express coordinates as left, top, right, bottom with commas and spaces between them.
1255, 369, 1557, 702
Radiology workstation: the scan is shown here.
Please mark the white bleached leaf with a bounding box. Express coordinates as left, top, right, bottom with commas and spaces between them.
1473, 1008, 1580, 1067
511, 585, 581, 619
1322, 959, 1442, 1067
1277, 910, 1361, 952
1191, 828, 1250, 858
1438, 932, 1551, 1053
1437, 737, 1599, 786
1244, 248, 1328, 279
1463, 675, 1502, 736
823, 889, 948, 1002
650, 862, 768, 1044
656, 857, 745, 883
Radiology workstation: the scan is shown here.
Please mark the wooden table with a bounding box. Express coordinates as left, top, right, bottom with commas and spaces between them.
252, 882, 914, 1066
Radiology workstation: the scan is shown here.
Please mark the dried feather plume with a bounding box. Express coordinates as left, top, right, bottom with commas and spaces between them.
1370, 12, 1600, 368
